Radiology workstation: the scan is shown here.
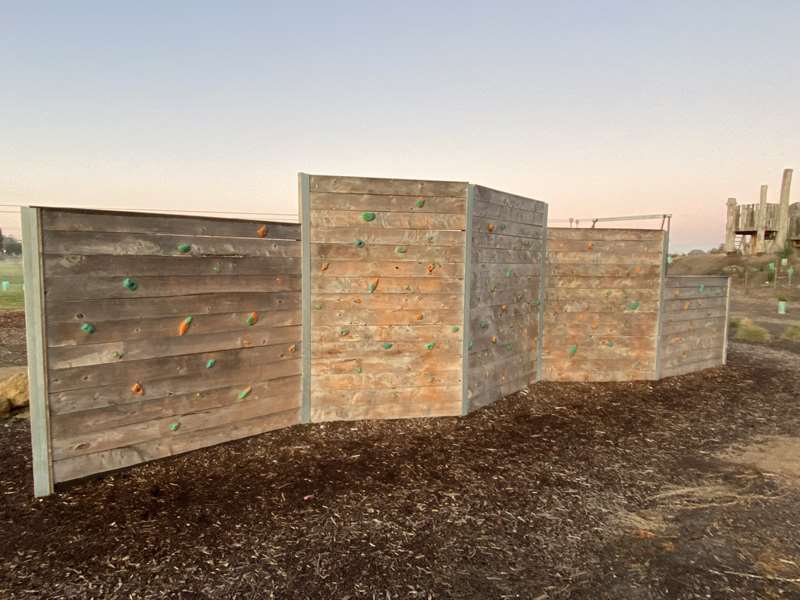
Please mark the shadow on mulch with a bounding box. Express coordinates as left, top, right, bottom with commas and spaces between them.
1, 343, 800, 599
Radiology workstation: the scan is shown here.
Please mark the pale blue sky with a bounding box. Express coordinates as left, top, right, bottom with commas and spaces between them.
1, 1, 798, 250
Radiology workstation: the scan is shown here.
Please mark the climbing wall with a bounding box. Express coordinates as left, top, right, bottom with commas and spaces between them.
34, 208, 302, 485
466, 186, 547, 411
657, 275, 730, 378
541, 228, 666, 381
306, 175, 468, 421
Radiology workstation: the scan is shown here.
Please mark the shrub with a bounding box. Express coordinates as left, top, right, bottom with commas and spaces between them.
781, 324, 800, 342
732, 318, 771, 343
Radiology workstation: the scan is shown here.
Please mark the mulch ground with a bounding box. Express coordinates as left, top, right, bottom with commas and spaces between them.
0, 311, 26, 367
2, 343, 800, 599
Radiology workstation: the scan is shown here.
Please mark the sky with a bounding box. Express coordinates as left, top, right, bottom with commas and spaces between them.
1, 1, 798, 251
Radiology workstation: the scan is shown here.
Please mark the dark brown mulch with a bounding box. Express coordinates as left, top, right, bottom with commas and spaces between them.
0, 311, 26, 367
1, 343, 800, 599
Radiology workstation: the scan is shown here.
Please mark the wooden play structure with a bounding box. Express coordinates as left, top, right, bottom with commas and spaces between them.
21, 174, 730, 496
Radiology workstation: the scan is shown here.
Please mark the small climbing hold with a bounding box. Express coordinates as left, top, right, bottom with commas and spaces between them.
451, 325, 460, 333
587, 242, 593, 251
212, 264, 221, 273
698, 283, 705, 293
479, 320, 489, 329
353, 298, 362, 304
383, 342, 393, 350
177, 243, 191, 253
628, 300, 640, 311
361, 211, 376, 222
395, 246, 407, 254
178, 316, 193, 336
415, 198, 425, 208
354, 239, 365, 248
500, 304, 508, 313
320, 262, 330, 272
425, 342, 436, 350
312, 303, 322, 310
122, 277, 138, 291
112, 351, 125, 360
505, 269, 513, 277
339, 327, 350, 337
468, 340, 474, 350
415, 313, 424, 321
531, 299, 541, 306
568, 345, 578, 357
499, 224, 507, 231
169, 422, 180, 432
426, 234, 435, 243
607, 341, 614, 348
354, 367, 363, 374
81, 323, 95, 334
487, 223, 495, 233
205, 359, 216, 369
426, 263, 435, 273
491, 336, 497, 344
239, 386, 252, 400
131, 382, 144, 395
247, 312, 258, 326
256, 224, 268, 238
504, 342, 513, 351
288, 344, 297, 353
490, 284, 496, 293
368, 279, 379, 294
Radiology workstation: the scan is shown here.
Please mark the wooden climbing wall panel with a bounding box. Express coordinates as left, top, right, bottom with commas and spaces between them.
657, 275, 730, 378
466, 186, 547, 411
541, 228, 666, 382
306, 175, 467, 421
33, 208, 302, 487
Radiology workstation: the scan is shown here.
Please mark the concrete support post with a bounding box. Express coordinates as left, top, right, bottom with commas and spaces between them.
776, 169, 793, 251
724, 197, 737, 253
755, 185, 768, 254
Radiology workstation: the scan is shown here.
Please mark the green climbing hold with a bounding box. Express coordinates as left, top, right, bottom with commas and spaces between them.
247, 312, 258, 326
81, 323, 95, 334
505, 269, 513, 277
425, 342, 436, 351
607, 341, 614, 348
238, 387, 252, 400
568, 344, 578, 357
212, 264, 221, 273
169, 422, 180, 432
368, 282, 377, 294
479, 320, 489, 329
698, 283, 705, 293
451, 326, 460, 333
339, 327, 350, 337
205, 359, 216, 369
468, 340, 474, 350
395, 246, 407, 254
628, 300, 641, 311
383, 342, 393, 350
122, 277, 138, 291
183, 316, 193, 326
415, 199, 425, 208
531, 299, 541, 306
361, 211, 376, 222
312, 303, 322, 310
499, 223, 507, 231
504, 342, 513, 351
112, 351, 124, 360
355, 367, 363, 374
354, 239, 365, 248
177, 243, 191, 253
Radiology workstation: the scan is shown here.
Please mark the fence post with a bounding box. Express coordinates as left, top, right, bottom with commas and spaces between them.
722, 276, 732, 365
535, 203, 548, 383
298, 173, 312, 424
755, 185, 768, 253
653, 228, 669, 380
460, 185, 474, 415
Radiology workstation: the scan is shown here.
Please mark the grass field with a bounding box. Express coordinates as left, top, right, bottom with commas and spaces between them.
0, 258, 24, 311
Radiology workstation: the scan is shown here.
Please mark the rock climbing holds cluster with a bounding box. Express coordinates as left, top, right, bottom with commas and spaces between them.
177, 243, 191, 254
131, 382, 144, 395
256, 224, 268, 238
247, 312, 258, 326
239, 386, 252, 400
361, 212, 376, 222
355, 239, 365, 248
178, 316, 193, 336
81, 323, 95, 334
122, 277, 138, 291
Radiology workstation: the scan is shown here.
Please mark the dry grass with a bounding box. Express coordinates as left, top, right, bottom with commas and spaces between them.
731, 318, 771, 343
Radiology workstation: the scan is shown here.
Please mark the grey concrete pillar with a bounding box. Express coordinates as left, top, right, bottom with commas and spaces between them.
724, 197, 737, 253
776, 169, 793, 251
755, 185, 768, 253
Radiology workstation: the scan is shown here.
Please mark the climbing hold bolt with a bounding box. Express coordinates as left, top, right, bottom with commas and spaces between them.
628, 300, 640, 311
122, 277, 138, 291
425, 342, 436, 350
451, 326, 460, 333
256, 224, 268, 238
177, 243, 191, 253
81, 323, 95, 334
568, 345, 577, 357
361, 212, 376, 222
339, 327, 350, 337
205, 359, 216, 369
169, 422, 180, 432
178, 316, 193, 336
247, 312, 258, 326
131, 382, 144, 395
487, 223, 495, 233
239, 386, 252, 400
395, 246, 407, 254
354, 239, 365, 248
383, 342, 393, 350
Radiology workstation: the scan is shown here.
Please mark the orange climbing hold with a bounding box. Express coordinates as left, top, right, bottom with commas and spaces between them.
131, 383, 144, 395
587, 242, 594, 250
288, 344, 297, 353
256, 224, 268, 238
426, 263, 435, 273
487, 223, 495, 233
500, 304, 507, 312
491, 336, 497, 344
415, 313, 424, 321
321, 262, 330, 272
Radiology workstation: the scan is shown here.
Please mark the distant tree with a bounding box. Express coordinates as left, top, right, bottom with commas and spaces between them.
2, 235, 22, 256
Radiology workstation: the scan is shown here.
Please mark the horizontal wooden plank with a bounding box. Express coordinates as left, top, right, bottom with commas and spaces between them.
473, 185, 546, 212
44, 255, 300, 278
43, 230, 301, 257
659, 317, 726, 335
309, 192, 465, 214
308, 175, 466, 197
311, 385, 460, 406
311, 227, 464, 246
311, 324, 462, 344
542, 340, 656, 360
49, 344, 297, 393
472, 215, 545, 236
546, 276, 660, 289
310, 210, 465, 230
545, 288, 661, 303
52, 389, 300, 461
51, 375, 301, 434
46, 291, 300, 322
546, 239, 663, 253
546, 251, 663, 265
663, 286, 727, 300
50, 356, 301, 415
471, 247, 543, 264
311, 369, 461, 390
470, 288, 540, 309
312, 308, 461, 326
548, 263, 662, 277
310, 293, 461, 310
544, 318, 657, 337
471, 232, 543, 251
665, 276, 730, 288
310, 397, 461, 422
473, 262, 540, 278
540, 365, 654, 382
312, 276, 462, 295
48, 326, 302, 369
659, 349, 723, 369
548, 228, 665, 242
46, 274, 300, 301
311, 243, 464, 262
660, 334, 724, 356
663, 296, 727, 313
472, 199, 545, 225
42, 209, 299, 240
661, 307, 727, 322
53, 409, 300, 483
311, 339, 461, 359
312, 259, 463, 278
659, 357, 724, 378
48, 309, 301, 348
542, 298, 659, 314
